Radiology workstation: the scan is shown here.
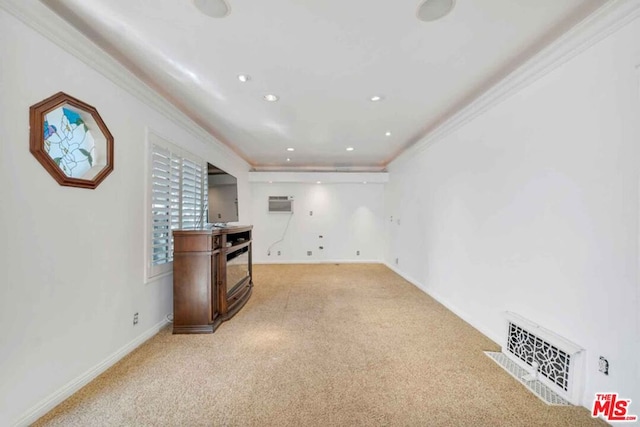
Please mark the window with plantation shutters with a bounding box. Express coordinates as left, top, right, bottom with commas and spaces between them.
180, 157, 205, 230
148, 137, 206, 278
150, 144, 180, 270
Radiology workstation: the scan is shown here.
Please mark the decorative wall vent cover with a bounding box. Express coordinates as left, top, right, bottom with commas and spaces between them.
268, 196, 293, 213
487, 312, 585, 405
507, 322, 571, 391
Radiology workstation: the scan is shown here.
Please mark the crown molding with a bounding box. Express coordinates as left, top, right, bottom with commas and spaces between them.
391, 0, 640, 168
248, 171, 389, 184
251, 165, 387, 173
0, 0, 249, 170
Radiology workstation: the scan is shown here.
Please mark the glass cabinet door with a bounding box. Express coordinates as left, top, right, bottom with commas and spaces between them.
226, 247, 249, 295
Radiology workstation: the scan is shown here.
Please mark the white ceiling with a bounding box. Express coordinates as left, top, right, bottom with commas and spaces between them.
41, 0, 605, 170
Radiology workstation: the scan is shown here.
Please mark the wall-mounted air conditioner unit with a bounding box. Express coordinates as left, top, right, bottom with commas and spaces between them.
268, 196, 294, 213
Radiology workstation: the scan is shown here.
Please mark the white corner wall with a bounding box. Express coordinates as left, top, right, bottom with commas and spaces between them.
251, 181, 385, 263
0, 6, 249, 426
385, 15, 640, 409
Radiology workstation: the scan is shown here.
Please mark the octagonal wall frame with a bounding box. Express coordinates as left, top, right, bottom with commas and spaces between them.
30, 92, 114, 189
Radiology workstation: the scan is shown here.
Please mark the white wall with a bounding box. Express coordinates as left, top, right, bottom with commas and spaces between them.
386, 16, 640, 409
251, 182, 385, 263
0, 6, 249, 425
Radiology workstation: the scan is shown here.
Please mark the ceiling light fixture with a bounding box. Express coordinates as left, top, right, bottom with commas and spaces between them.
193, 0, 230, 18
346, 147, 354, 151
385, 131, 392, 136
317, 181, 322, 184
370, 95, 383, 102
264, 94, 279, 102
286, 158, 291, 162
286, 147, 295, 152
237, 74, 251, 82
416, 0, 455, 22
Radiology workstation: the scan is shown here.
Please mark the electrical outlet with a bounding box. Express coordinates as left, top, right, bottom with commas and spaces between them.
319, 235, 323, 238
277, 250, 281, 256
310, 211, 313, 216
307, 251, 312, 256
319, 246, 324, 250
397, 219, 401, 225
357, 250, 360, 256
268, 251, 271, 256
133, 312, 139, 325
598, 356, 609, 375
395, 258, 399, 265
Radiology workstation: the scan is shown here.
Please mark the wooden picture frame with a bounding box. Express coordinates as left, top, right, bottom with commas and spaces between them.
30, 92, 114, 189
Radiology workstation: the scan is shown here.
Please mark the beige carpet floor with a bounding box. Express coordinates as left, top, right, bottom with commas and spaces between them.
35, 264, 604, 426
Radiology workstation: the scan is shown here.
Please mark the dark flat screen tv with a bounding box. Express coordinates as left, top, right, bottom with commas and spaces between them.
207, 163, 239, 225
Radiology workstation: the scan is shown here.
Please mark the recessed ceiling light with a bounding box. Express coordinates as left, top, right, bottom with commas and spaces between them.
346, 147, 354, 151
363, 181, 368, 184
286, 147, 295, 152
264, 94, 279, 102
286, 158, 291, 162
385, 131, 392, 136
417, 0, 455, 22
370, 95, 384, 102
193, 0, 230, 18
316, 181, 322, 184
268, 181, 273, 184
237, 74, 251, 82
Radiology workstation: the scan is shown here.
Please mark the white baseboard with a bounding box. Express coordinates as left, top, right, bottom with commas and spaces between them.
254, 259, 382, 265
13, 317, 170, 427
383, 262, 502, 347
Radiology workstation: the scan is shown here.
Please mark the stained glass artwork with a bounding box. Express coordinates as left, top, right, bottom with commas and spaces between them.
30, 92, 113, 189
43, 106, 97, 178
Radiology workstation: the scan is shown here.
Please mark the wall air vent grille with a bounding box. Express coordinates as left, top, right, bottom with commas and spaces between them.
268, 196, 293, 213
487, 312, 585, 405
507, 322, 571, 391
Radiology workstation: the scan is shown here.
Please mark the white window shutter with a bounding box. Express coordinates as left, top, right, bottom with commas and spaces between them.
149, 138, 208, 278
150, 144, 180, 270
180, 157, 206, 229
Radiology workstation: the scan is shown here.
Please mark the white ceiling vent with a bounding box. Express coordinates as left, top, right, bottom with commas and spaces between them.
268, 196, 294, 213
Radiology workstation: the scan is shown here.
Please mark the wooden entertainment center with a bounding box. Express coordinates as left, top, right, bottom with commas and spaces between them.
172, 225, 253, 334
